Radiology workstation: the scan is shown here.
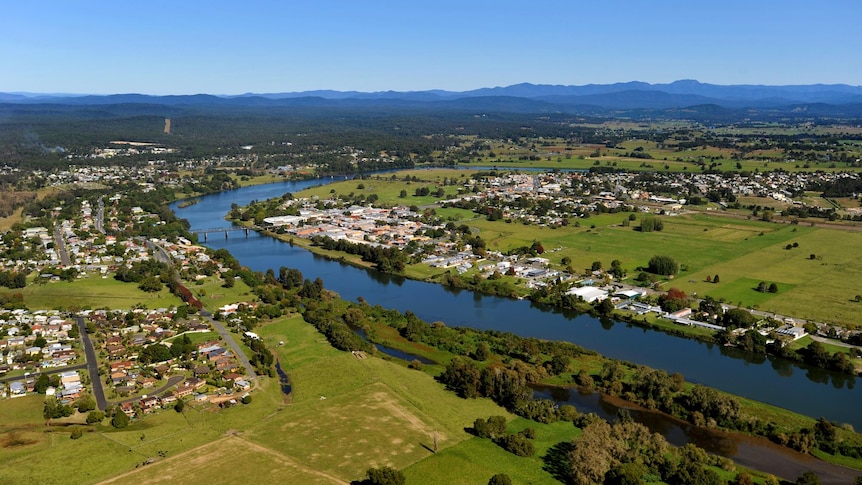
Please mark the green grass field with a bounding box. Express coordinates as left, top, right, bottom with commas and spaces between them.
185, 275, 256, 310
0, 275, 183, 311
297, 169, 477, 207
246, 315, 512, 481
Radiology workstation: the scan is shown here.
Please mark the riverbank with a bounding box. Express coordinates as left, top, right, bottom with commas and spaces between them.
246, 223, 728, 346
238, 215, 862, 382
174, 175, 862, 432
351, 313, 862, 474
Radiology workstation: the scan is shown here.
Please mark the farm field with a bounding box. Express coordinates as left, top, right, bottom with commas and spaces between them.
452, 133, 862, 174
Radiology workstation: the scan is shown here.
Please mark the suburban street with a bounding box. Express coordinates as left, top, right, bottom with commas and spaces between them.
0, 362, 88, 384
76, 316, 108, 411
148, 239, 258, 384
199, 309, 258, 384
53, 225, 71, 266
95, 196, 105, 234
114, 375, 185, 405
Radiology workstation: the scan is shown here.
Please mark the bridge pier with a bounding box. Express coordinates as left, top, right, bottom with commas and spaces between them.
245, 228, 249, 237
203, 232, 208, 241
225, 231, 229, 239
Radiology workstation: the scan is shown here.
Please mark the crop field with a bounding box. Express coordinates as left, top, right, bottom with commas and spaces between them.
0, 275, 182, 311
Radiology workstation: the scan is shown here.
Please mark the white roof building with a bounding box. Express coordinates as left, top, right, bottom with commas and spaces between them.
566, 286, 608, 303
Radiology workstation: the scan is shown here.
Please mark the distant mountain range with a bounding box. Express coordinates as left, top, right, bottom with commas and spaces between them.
3, 80, 862, 117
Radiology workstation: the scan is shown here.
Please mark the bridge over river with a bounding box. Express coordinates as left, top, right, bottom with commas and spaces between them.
192, 226, 261, 241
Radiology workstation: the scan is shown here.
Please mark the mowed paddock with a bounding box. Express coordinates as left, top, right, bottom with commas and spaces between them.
97, 435, 346, 485
251, 382, 445, 479
243, 314, 508, 481
466, 209, 862, 327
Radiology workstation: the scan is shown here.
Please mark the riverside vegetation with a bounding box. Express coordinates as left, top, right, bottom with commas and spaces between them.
235, 168, 862, 379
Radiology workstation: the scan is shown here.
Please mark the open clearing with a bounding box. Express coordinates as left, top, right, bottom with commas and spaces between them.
0, 276, 182, 310
247, 315, 509, 480
97, 435, 346, 485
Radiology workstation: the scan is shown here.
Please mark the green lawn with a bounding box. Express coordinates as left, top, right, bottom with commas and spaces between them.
185, 275, 256, 311
0, 275, 182, 311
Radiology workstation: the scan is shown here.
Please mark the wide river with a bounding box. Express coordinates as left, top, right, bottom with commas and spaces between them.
171, 177, 861, 431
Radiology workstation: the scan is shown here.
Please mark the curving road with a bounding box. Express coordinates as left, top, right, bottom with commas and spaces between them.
147, 239, 257, 384
199, 309, 258, 384
113, 375, 185, 405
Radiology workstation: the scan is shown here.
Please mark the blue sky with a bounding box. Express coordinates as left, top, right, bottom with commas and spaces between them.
1, 1, 859, 95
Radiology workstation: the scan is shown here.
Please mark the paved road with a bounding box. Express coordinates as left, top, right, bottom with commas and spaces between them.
95, 196, 106, 234
77, 317, 108, 411
810, 334, 862, 351
113, 375, 185, 405
53, 225, 72, 266
0, 362, 88, 384
147, 239, 257, 383
199, 309, 257, 384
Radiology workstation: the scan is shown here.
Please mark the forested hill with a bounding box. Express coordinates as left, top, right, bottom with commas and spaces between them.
3, 80, 862, 117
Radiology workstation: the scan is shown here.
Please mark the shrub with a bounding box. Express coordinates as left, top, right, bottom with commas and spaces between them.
488, 474, 513, 485
647, 255, 679, 276
497, 433, 535, 457
112, 410, 130, 429
86, 410, 105, 424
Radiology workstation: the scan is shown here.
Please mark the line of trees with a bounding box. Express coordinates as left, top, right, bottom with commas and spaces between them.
310, 235, 407, 272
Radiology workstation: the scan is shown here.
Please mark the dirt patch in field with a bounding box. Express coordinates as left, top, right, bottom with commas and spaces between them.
1, 430, 40, 448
